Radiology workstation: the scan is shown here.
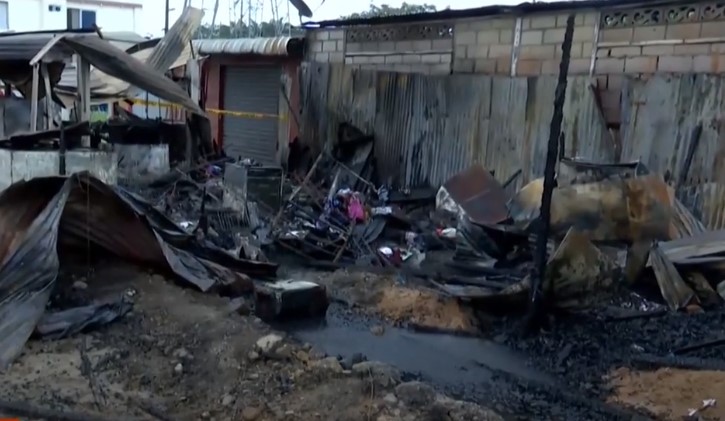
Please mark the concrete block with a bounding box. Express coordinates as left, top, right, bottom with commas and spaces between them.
467, 45, 488, 59
674, 44, 709, 56
453, 58, 475, 72
517, 59, 541, 75
642, 45, 674, 56
572, 26, 595, 42
595, 58, 625, 74
344, 56, 354, 64
555, 13, 585, 27
314, 30, 329, 41
712, 43, 725, 53
329, 29, 344, 40
496, 58, 512, 75
658, 55, 694, 72
360, 42, 379, 51
337, 40, 345, 51
702, 22, 725, 38
526, 14, 557, 29
477, 30, 500, 44
693, 55, 721, 73
421, 53, 442, 63
519, 45, 555, 60
311, 42, 323, 53
609, 46, 641, 57
346, 42, 361, 53
488, 44, 512, 58
322, 40, 337, 52
329, 52, 344, 63
394, 41, 413, 51
567, 42, 584, 58
440, 53, 452, 63
402, 55, 422, 64
474, 58, 496, 73
432, 39, 453, 50
315, 52, 329, 62
543, 28, 566, 44
541, 59, 559, 75
455, 30, 477, 45
385, 54, 403, 64
499, 28, 514, 44
393, 64, 413, 72
428, 63, 452, 74
521, 30, 543, 45
665, 23, 701, 40
379, 41, 395, 52
624, 56, 657, 73
570, 58, 593, 74
633, 25, 666, 41
600, 28, 633, 43
412, 40, 433, 50
583, 12, 598, 26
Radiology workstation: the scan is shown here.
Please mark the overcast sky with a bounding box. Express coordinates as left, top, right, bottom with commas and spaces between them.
141, 0, 522, 37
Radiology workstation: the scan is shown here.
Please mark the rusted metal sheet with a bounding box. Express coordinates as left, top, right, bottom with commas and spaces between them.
621, 74, 725, 231
437, 164, 509, 225
299, 63, 614, 190
0, 172, 278, 368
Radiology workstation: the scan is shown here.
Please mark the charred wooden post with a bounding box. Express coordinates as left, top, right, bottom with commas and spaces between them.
526, 14, 576, 332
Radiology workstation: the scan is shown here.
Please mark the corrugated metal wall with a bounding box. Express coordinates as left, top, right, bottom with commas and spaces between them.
621, 74, 725, 230
300, 63, 614, 190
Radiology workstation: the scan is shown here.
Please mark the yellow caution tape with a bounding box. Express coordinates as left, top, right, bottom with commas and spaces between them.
126, 97, 286, 120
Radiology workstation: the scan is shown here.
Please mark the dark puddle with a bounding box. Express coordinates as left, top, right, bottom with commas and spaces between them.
276, 305, 554, 397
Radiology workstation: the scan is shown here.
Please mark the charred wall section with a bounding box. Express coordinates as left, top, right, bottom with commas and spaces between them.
299, 63, 613, 191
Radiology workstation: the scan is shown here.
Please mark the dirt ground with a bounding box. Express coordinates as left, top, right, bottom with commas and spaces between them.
0, 263, 500, 421
607, 367, 725, 420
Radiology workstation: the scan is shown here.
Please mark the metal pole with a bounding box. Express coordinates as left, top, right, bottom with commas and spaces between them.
164, 0, 170, 33
526, 13, 575, 332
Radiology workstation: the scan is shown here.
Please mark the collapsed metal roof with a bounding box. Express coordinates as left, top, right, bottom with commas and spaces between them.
192, 37, 305, 58
57, 7, 202, 101
0, 9, 204, 116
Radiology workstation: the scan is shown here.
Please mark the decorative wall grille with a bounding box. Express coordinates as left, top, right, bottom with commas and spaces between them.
601, 3, 725, 27
346, 23, 454, 42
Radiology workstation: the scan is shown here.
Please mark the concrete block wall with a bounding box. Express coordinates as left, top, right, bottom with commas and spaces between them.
305, 2, 725, 124
345, 37, 453, 75
0, 149, 118, 192
307, 26, 454, 75
452, 17, 516, 74
307, 29, 345, 64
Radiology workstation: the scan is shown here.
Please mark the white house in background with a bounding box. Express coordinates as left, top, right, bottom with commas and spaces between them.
0, 0, 143, 33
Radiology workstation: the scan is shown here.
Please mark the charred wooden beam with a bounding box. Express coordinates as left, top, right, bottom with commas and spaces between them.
526, 14, 576, 332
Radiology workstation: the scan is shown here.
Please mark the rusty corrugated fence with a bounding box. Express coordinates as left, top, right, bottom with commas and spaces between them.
300, 63, 615, 190
621, 74, 725, 231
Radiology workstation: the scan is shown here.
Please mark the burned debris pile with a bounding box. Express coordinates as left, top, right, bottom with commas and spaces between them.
268, 123, 725, 322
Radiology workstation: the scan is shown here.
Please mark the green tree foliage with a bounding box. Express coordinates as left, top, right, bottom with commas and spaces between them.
341, 3, 437, 20
195, 19, 304, 39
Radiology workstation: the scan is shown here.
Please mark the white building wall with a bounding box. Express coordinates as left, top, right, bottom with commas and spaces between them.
4, 0, 142, 32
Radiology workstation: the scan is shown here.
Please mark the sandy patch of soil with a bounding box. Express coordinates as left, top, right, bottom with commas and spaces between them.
607, 366, 725, 420
309, 270, 478, 333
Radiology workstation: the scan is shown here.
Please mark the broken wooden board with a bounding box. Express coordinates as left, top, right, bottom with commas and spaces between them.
650, 244, 697, 311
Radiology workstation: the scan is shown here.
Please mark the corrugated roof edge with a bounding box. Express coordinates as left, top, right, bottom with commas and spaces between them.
302, 0, 681, 28
192, 37, 305, 57
0, 28, 96, 37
